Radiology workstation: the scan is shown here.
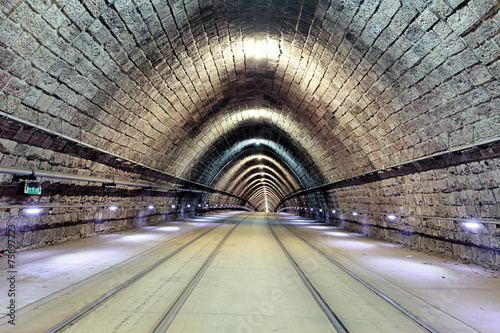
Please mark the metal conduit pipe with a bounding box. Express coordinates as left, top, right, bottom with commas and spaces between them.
1, 112, 251, 204
0, 203, 218, 210
278, 206, 500, 225
0, 165, 205, 193
277, 135, 500, 209
0, 112, 205, 190
0, 203, 172, 209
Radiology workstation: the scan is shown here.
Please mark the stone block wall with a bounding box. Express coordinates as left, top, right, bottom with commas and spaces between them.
1, 0, 500, 266
0, 196, 195, 252
326, 156, 500, 269
0, 133, 200, 252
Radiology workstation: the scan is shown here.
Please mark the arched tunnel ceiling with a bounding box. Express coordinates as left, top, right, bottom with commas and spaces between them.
1, 0, 499, 210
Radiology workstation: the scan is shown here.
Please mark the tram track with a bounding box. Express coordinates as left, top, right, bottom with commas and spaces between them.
265, 214, 348, 333
266, 213, 438, 333
46, 216, 244, 333
149, 219, 240, 332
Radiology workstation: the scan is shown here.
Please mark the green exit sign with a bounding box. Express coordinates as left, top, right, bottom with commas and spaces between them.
24, 184, 41, 195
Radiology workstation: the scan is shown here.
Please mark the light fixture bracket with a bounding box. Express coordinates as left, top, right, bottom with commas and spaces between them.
13, 173, 36, 182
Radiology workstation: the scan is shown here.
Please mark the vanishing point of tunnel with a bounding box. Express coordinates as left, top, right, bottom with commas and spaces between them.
0, 0, 499, 332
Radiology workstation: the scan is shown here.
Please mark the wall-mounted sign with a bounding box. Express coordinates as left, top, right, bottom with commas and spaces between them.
24, 183, 41, 195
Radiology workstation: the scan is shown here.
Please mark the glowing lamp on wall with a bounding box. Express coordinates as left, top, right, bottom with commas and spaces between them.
387, 214, 397, 220
464, 222, 481, 229
25, 208, 42, 215
352, 212, 358, 216
108, 206, 118, 211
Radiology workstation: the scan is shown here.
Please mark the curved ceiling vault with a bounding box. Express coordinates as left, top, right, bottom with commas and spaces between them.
183, 121, 327, 210
3, 0, 497, 211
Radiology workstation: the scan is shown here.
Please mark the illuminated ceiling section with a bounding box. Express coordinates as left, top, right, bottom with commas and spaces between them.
172, 107, 332, 183
4, 0, 492, 211
186, 125, 325, 189
209, 154, 303, 211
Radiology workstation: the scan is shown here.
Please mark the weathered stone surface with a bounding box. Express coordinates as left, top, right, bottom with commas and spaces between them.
0, 0, 498, 268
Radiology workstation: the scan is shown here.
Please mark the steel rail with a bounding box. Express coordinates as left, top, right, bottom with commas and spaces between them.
276, 215, 438, 333
150, 220, 242, 332
265, 214, 349, 333
46, 222, 225, 333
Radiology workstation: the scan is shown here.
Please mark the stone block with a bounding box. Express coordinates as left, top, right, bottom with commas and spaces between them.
36, 73, 60, 94
449, 73, 473, 94
50, 37, 69, 57
405, 22, 426, 43
467, 64, 494, 86
431, 0, 453, 18
43, 4, 67, 29
0, 48, 17, 70
475, 41, 500, 64
22, 14, 46, 38
22, 87, 43, 107
469, 0, 498, 18
439, 34, 467, 57
85, 0, 108, 18
3, 77, 31, 99
0, 69, 12, 91
487, 58, 500, 79
31, 46, 57, 71
0, 21, 23, 47
476, 19, 499, 41
76, 11, 94, 31
433, 21, 453, 40
59, 21, 82, 43
11, 33, 40, 59
10, 3, 33, 24
416, 8, 439, 31
38, 26, 58, 47
63, 0, 86, 22
61, 45, 84, 66
379, 0, 401, 18
26, 0, 51, 14
55, 84, 80, 106
34, 93, 55, 112
447, 6, 479, 36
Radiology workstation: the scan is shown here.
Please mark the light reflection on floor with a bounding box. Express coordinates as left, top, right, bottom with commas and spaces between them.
323, 231, 351, 237
328, 240, 376, 250
157, 226, 181, 232
47, 249, 124, 265
285, 219, 322, 225
304, 225, 331, 230
119, 233, 164, 242
370, 257, 449, 276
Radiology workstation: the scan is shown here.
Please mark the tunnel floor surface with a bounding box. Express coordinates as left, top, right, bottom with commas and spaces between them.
0, 212, 498, 332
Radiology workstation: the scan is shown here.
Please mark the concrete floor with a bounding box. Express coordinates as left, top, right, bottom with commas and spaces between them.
0, 212, 498, 332
279, 215, 500, 333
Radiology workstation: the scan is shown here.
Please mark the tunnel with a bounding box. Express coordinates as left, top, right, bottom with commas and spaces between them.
0, 0, 499, 332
